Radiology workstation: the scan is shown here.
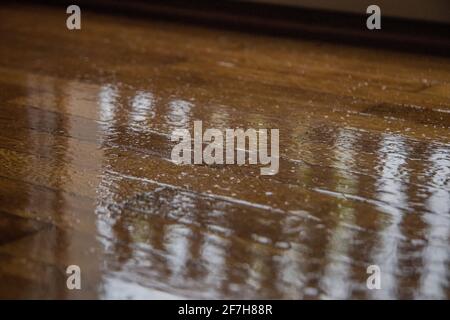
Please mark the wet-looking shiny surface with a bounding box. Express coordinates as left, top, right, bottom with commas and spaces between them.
0, 4, 449, 299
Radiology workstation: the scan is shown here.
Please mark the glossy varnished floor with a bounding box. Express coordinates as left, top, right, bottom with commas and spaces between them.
0, 4, 449, 299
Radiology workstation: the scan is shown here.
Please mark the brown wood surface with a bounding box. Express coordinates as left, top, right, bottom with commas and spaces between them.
0, 3, 449, 299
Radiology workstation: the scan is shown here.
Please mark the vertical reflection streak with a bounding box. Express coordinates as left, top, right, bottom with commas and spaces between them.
321, 128, 358, 299
129, 91, 155, 132
167, 99, 192, 130
374, 134, 410, 299
419, 146, 450, 298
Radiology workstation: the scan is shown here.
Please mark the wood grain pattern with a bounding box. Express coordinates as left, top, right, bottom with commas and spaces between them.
0, 3, 449, 299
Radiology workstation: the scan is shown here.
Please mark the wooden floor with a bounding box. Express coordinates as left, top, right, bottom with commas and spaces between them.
0, 3, 449, 299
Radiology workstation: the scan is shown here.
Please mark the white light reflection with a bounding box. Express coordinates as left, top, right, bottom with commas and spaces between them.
321, 128, 358, 299
418, 146, 450, 298
373, 134, 410, 299
129, 91, 155, 130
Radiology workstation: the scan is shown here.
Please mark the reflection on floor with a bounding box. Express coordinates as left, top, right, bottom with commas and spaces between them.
0, 3, 449, 299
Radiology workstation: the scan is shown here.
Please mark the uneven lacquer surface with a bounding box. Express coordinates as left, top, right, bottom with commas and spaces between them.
0, 4, 449, 299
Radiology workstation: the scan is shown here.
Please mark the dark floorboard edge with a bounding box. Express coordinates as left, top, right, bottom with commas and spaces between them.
5, 0, 450, 57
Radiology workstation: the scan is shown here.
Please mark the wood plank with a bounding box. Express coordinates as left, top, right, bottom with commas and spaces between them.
0, 3, 449, 299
